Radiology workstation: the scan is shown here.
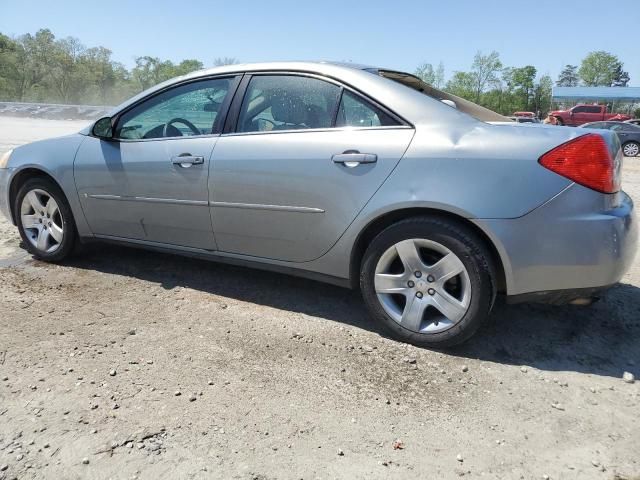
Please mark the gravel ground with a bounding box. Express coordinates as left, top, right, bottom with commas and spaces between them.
0, 117, 639, 480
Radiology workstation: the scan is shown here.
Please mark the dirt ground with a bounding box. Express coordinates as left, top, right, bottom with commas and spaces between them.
0, 117, 638, 480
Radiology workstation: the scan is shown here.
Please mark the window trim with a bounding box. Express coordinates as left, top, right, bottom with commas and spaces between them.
105, 74, 242, 143
223, 71, 412, 137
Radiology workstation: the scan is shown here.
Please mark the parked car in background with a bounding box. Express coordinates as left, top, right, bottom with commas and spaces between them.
551, 104, 631, 126
513, 111, 536, 118
508, 116, 540, 124
625, 118, 640, 127
0, 62, 636, 348
580, 121, 640, 157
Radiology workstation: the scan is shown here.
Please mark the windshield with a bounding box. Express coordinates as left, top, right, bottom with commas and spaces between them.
376, 69, 510, 123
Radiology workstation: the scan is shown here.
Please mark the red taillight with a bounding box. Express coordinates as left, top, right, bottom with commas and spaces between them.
538, 133, 620, 194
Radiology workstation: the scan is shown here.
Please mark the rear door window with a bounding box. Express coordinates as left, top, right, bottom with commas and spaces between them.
237, 75, 341, 133
610, 123, 634, 132
335, 91, 399, 128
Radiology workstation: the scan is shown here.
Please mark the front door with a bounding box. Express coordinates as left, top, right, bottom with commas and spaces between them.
75, 76, 238, 250
209, 74, 414, 262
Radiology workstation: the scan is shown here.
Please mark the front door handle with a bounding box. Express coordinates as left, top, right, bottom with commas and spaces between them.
332, 151, 377, 168
171, 153, 204, 168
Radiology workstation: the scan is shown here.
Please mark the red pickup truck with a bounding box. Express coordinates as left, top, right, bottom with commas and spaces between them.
550, 104, 631, 126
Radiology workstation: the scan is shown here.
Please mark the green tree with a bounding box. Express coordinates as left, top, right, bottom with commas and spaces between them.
0, 33, 22, 99
50, 36, 87, 102
470, 50, 502, 103
556, 64, 579, 87
110, 63, 136, 105
213, 57, 239, 66
82, 46, 117, 104
415, 61, 445, 88
445, 71, 475, 99
132, 56, 173, 91
131, 57, 204, 92
15, 29, 58, 101
0, 28, 241, 104
174, 59, 204, 76
415, 63, 435, 85
611, 63, 630, 87
532, 75, 553, 116
579, 51, 622, 86
510, 65, 537, 111
435, 62, 445, 89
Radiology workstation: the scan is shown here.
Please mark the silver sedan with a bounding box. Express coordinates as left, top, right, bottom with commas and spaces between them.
0, 62, 637, 347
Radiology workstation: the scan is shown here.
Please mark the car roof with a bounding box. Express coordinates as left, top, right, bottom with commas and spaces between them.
181, 61, 379, 79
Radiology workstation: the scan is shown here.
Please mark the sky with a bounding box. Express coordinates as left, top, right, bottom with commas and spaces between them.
2, 0, 639, 86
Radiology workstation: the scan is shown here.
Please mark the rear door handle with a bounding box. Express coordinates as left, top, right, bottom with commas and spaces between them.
171, 154, 204, 168
332, 151, 377, 168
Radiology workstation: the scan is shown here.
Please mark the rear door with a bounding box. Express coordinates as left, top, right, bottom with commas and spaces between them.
209, 73, 414, 262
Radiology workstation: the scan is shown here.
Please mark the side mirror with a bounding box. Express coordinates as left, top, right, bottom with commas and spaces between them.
92, 116, 113, 139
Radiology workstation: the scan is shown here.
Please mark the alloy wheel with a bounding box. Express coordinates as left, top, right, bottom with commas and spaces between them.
20, 188, 64, 253
623, 142, 639, 157
374, 238, 471, 334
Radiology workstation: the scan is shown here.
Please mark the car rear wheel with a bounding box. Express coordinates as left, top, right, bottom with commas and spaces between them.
15, 177, 77, 262
554, 117, 564, 126
623, 141, 639, 157
360, 216, 496, 348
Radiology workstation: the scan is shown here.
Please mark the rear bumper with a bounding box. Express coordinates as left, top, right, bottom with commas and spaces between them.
475, 184, 637, 299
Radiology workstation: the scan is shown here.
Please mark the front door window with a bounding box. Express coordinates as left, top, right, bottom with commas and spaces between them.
115, 78, 233, 139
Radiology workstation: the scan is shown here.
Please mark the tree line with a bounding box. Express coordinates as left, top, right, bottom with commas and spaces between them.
0, 29, 238, 105
0, 29, 634, 117
415, 50, 632, 117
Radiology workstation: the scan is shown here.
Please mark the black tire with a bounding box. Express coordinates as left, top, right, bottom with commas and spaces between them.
554, 117, 564, 126
360, 216, 496, 348
622, 141, 639, 157
14, 177, 77, 262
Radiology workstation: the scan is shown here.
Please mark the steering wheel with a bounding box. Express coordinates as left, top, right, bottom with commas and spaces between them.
258, 118, 277, 128
163, 118, 201, 137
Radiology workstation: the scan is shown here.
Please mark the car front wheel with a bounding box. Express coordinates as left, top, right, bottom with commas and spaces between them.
15, 177, 77, 262
360, 216, 496, 348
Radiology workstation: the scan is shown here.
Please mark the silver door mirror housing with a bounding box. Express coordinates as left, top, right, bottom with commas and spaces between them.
441, 99, 457, 109
92, 116, 113, 139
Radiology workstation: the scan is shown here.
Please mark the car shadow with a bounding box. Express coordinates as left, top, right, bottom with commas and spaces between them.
60, 243, 639, 380
454, 287, 640, 379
